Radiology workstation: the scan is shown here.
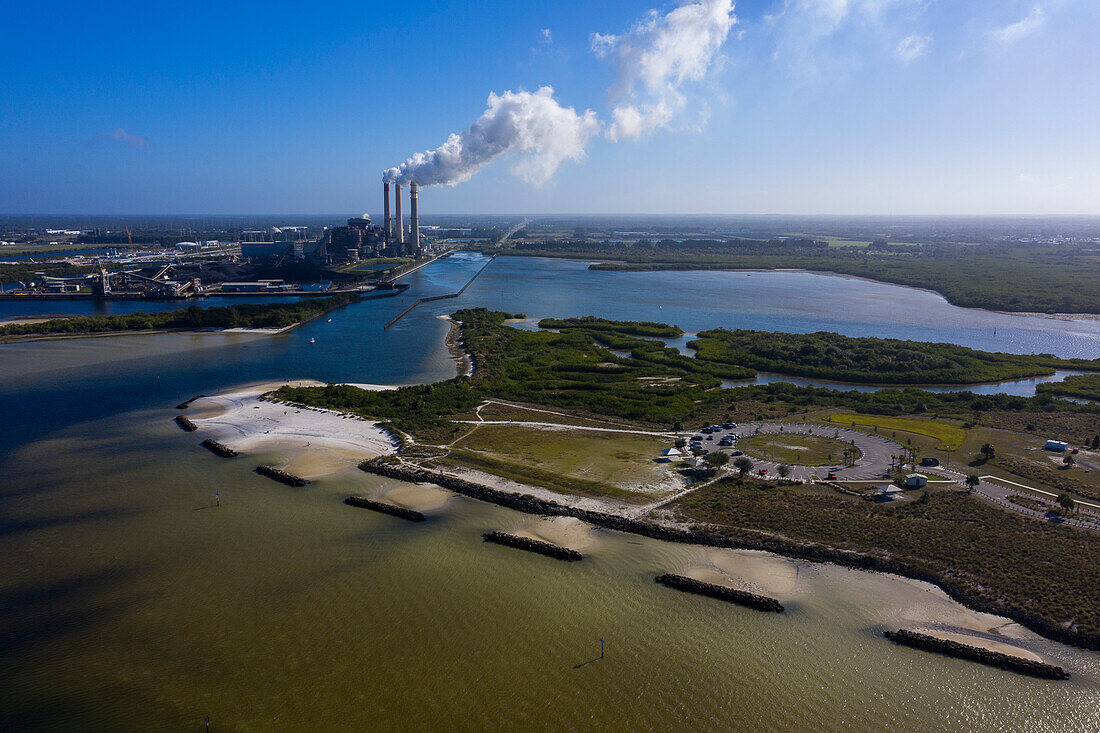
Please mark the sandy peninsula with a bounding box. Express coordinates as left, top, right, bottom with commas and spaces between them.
187, 380, 401, 479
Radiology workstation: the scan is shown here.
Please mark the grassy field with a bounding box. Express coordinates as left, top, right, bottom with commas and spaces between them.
737, 433, 854, 466
828, 413, 965, 450
673, 477, 1100, 645
438, 449, 646, 503
449, 424, 675, 499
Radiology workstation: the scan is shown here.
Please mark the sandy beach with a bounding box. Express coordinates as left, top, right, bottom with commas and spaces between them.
188, 381, 400, 479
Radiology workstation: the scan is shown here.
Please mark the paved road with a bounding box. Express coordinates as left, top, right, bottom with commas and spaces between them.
698, 422, 905, 482
925, 466, 1100, 531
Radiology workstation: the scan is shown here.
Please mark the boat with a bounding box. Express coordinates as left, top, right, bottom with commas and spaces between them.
309, 338, 316, 344
327, 318, 332, 323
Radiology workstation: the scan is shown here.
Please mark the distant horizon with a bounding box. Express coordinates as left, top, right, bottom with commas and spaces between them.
4, 1, 1098, 215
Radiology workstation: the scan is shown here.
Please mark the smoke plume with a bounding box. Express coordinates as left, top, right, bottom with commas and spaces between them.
597, 0, 737, 141
383, 87, 599, 187
382, 2, 735, 186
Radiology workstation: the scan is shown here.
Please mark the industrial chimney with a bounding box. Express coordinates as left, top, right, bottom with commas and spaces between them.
410, 182, 419, 255
394, 183, 404, 246
383, 181, 392, 242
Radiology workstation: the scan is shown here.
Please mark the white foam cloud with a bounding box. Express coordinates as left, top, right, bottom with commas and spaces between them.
383, 87, 599, 187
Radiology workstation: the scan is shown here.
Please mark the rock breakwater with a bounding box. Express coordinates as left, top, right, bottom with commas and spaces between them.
482, 531, 582, 561
884, 629, 1070, 680
174, 415, 197, 432
200, 438, 237, 457
255, 465, 308, 487
344, 496, 426, 521
655, 573, 783, 613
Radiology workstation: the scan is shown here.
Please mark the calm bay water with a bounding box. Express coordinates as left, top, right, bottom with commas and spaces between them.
1, 253, 1099, 730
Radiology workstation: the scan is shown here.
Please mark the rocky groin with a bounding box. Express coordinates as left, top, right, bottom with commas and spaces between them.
176, 394, 206, 409
655, 573, 783, 613
200, 438, 238, 457
356, 458, 1100, 652
884, 629, 1070, 680
174, 415, 198, 432
482, 531, 582, 561
255, 465, 308, 487
344, 496, 426, 522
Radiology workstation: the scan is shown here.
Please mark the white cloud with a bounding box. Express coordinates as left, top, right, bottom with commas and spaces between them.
595, 0, 738, 141
895, 33, 930, 62
109, 128, 148, 149
992, 5, 1046, 45
590, 32, 618, 59
767, 0, 928, 78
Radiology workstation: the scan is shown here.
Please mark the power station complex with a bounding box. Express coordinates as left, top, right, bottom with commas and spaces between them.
324, 180, 424, 261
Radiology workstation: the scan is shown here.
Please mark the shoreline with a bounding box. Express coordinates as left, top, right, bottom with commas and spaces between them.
439, 315, 473, 377
171, 379, 1086, 660
186, 381, 401, 479
358, 458, 1100, 654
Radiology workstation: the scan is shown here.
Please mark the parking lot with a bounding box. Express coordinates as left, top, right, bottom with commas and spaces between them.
688, 421, 905, 481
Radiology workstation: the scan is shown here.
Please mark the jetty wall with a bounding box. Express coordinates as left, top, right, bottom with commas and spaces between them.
383, 255, 497, 329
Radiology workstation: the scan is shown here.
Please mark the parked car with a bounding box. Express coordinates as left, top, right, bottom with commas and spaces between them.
731, 450, 743, 456
758, 468, 768, 476
722, 422, 737, 429
826, 472, 837, 480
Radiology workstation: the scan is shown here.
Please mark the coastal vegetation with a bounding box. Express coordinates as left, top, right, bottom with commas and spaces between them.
277, 309, 1100, 442
482, 239, 1100, 314
538, 316, 683, 338
0, 292, 360, 339
688, 329, 1099, 384
1036, 374, 1100, 402
673, 476, 1100, 644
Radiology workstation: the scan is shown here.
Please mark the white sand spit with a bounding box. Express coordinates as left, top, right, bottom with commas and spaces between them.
188, 381, 400, 478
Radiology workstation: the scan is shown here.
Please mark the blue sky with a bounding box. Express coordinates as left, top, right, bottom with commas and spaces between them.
2, 0, 1098, 215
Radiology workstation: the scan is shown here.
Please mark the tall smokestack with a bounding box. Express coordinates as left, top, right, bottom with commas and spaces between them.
383, 181, 391, 242
410, 182, 419, 254
394, 183, 404, 246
